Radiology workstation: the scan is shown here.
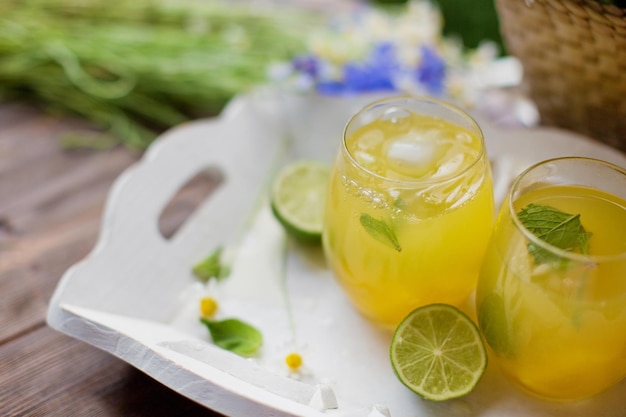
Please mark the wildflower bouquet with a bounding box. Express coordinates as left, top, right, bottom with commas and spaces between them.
273, 1, 501, 107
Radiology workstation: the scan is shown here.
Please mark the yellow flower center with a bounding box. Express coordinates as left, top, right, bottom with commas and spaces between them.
200, 296, 218, 318
285, 352, 303, 371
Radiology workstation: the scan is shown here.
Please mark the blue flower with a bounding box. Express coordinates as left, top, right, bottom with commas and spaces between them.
316, 42, 400, 96
414, 46, 446, 95
289, 41, 447, 97
292, 55, 320, 78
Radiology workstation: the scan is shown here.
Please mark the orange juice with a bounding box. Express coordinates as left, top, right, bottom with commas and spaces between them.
477, 184, 626, 400
323, 97, 494, 327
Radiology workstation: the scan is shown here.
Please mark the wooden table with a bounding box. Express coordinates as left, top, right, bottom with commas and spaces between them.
0, 103, 224, 416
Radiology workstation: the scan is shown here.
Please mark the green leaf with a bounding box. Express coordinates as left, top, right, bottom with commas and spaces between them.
517, 204, 591, 265
192, 247, 230, 283
200, 318, 263, 357
478, 293, 515, 358
359, 213, 402, 252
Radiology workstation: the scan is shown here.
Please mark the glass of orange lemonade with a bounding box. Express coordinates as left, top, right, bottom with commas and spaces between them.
322, 96, 495, 327
476, 157, 626, 401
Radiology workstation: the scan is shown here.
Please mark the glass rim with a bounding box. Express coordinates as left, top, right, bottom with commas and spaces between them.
508, 156, 626, 263
341, 95, 487, 186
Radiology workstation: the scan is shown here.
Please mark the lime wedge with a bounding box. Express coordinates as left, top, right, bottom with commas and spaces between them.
390, 303, 487, 401
270, 160, 330, 244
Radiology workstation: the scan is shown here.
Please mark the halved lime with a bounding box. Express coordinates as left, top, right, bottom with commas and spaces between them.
270, 160, 330, 244
390, 303, 487, 401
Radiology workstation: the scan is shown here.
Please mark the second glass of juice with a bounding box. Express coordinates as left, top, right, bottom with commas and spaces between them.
476, 157, 626, 400
323, 96, 495, 327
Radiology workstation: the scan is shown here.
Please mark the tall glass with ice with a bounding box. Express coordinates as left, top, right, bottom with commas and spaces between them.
323, 96, 495, 327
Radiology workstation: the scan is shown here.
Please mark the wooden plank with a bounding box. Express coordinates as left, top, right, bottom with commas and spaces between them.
0, 109, 139, 343
0, 103, 41, 129
0, 326, 223, 416
0, 114, 139, 231
0, 211, 100, 342
0, 149, 137, 234
0, 112, 88, 178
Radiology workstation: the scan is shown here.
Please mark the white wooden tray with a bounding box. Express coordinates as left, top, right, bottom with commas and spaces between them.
47, 90, 626, 417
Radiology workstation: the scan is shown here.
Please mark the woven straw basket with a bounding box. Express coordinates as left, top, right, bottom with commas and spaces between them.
495, 0, 626, 151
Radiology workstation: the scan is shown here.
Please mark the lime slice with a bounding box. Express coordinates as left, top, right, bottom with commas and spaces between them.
390, 303, 487, 401
270, 160, 330, 244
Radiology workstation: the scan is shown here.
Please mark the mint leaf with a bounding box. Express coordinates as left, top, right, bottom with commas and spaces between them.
517, 204, 591, 265
478, 293, 515, 358
192, 247, 230, 283
200, 318, 262, 357
360, 213, 402, 252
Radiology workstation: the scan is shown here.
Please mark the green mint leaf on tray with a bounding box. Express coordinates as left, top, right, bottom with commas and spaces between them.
192, 247, 230, 283
200, 318, 263, 357
360, 213, 402, 252
517, 204, 591, 265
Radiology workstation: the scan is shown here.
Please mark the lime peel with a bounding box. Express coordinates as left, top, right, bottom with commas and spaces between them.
390, 303, 487, 401
270, 160, 330, 244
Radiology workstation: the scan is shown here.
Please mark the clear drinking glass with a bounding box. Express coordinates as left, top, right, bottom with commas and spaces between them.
476, 157, 626, 400
322, 96, 495, 327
